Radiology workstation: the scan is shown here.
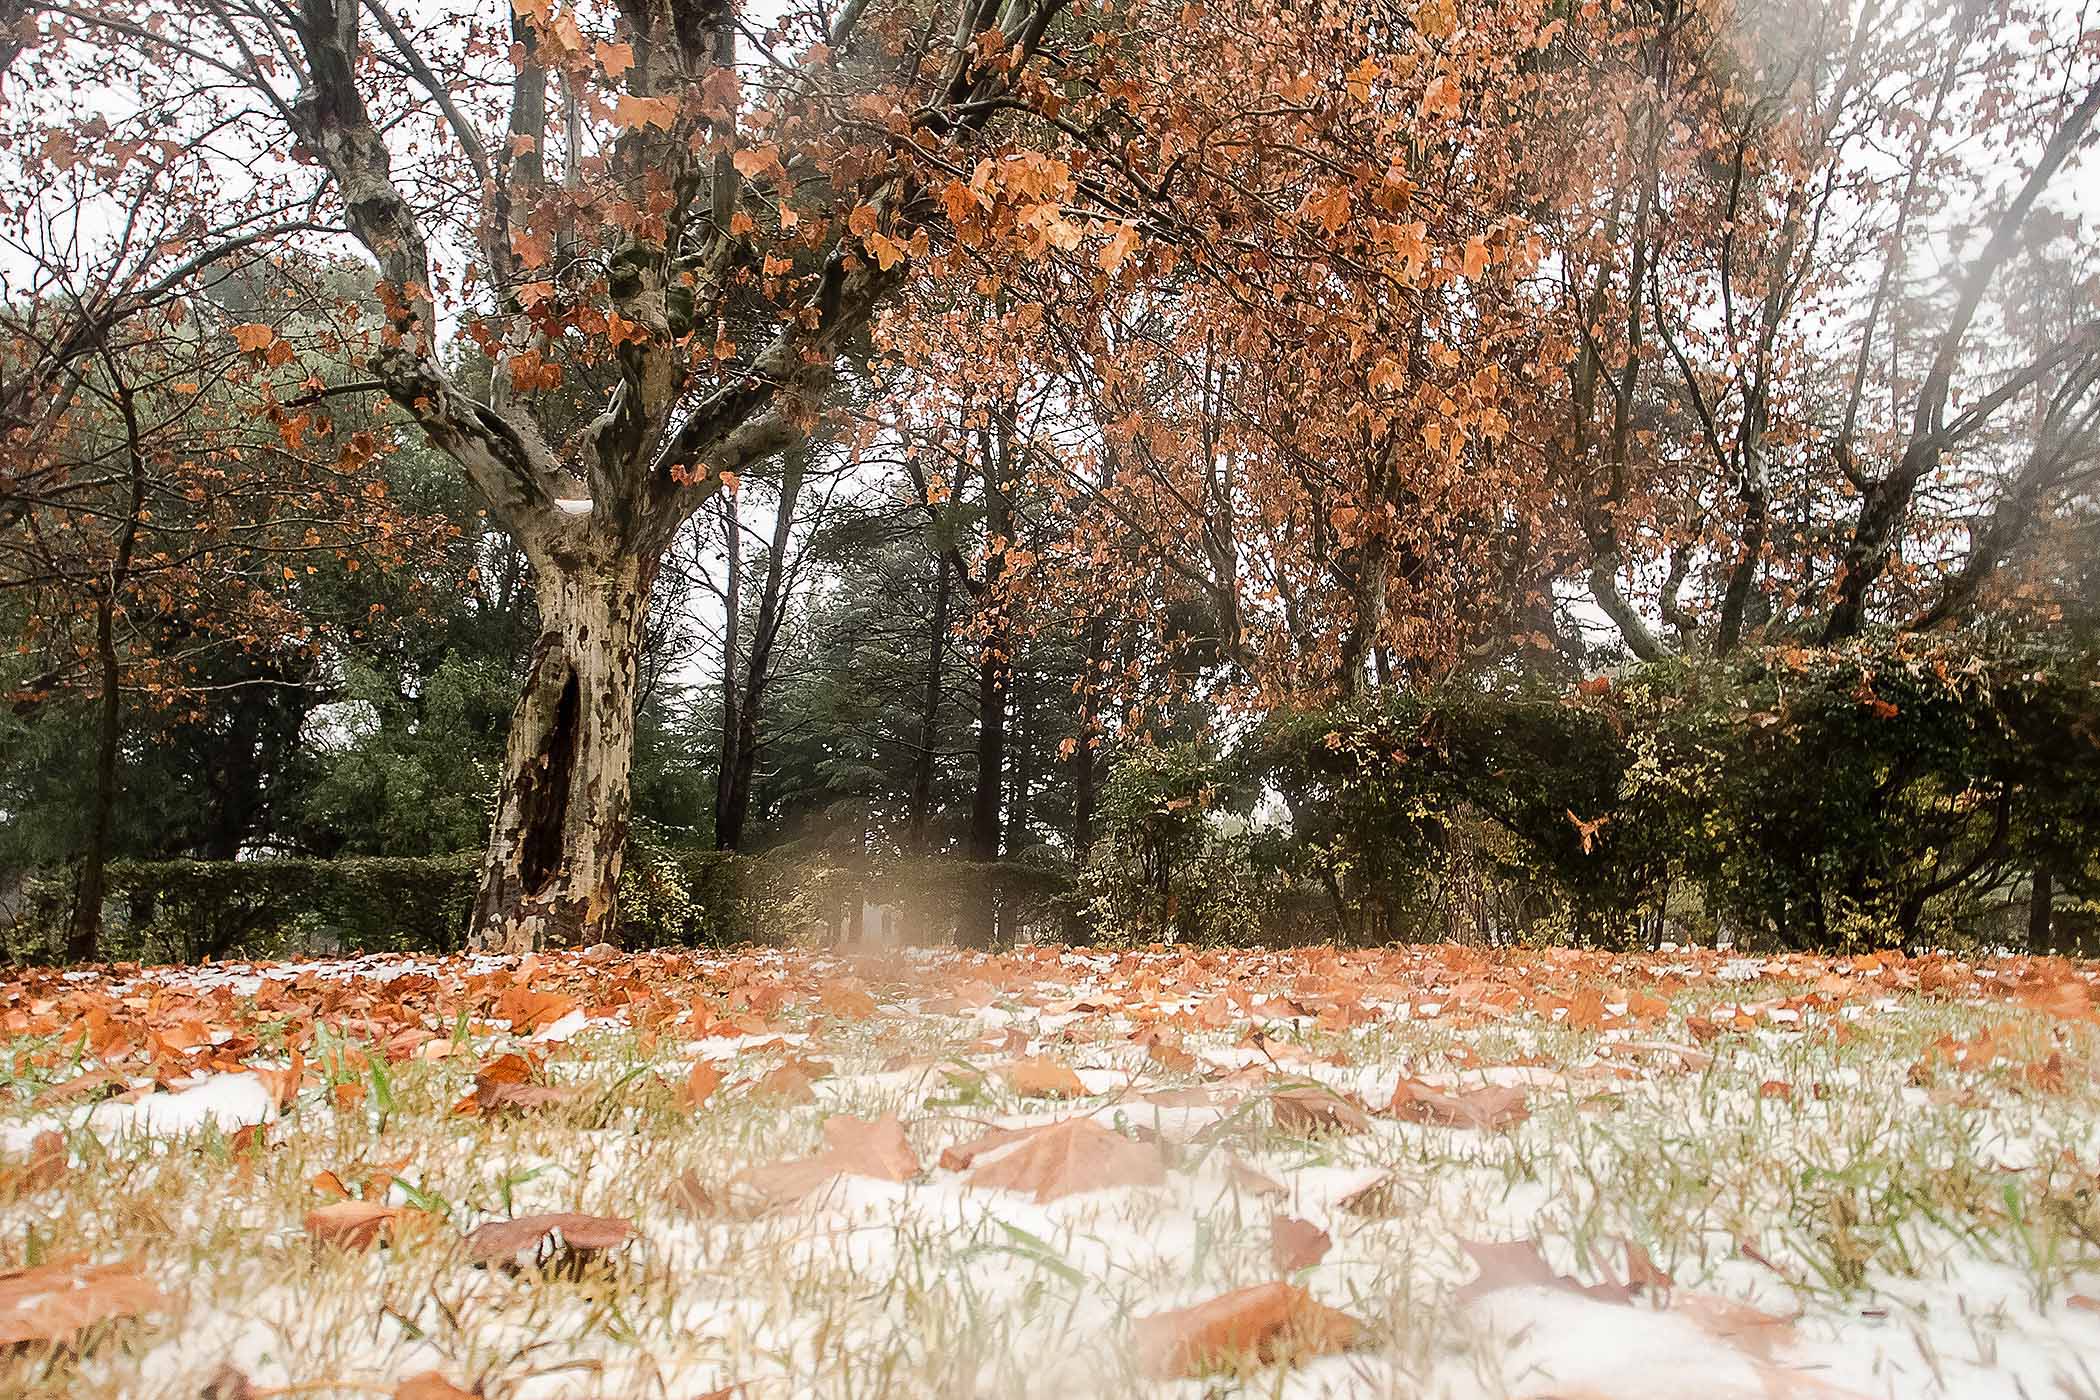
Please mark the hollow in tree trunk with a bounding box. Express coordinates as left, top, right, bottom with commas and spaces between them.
470, 553, 655, 952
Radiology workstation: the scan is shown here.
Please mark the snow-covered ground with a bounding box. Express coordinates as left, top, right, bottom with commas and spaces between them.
1, 943, 2097, 1398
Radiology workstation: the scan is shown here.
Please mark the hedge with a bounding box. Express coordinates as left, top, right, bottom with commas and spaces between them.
2, 847, 1077, 964
3, 854, 480, 964
1229, 628, 2100, 953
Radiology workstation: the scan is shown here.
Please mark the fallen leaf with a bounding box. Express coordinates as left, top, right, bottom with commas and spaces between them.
667, 1168, 717, 1218
1000, 1057, 1087, 1098
728, 1113, 921, 1211
3, 1130, 67, 1197
1336, 1172, 1404, 1219
1623, 1239, 1673, 1294
682, 1059, 723, 1110
937, 1122, 1040, 1171
821, 1112, 919, 1181
0, 1257, 162, 1346
1452, 1237, 1633, 1307
1385, 1078, 1529, 1130
1146, 1038, 1198, 1074
1132, 1281, 1360, 1377
1225, 1153, 1287, 1198
393, 1374, 479, 1400
746, 1061, 819, 1103
475, 1081, 575, 1113
1270, 1216, 1331, 1273
1674, 1291, 1798, 1360
199, 1364, 256, 1400
966, 1117, 1165, 1202
464, 1212, 635, 1269
306, 1199, 401, 1251
30, 1067, 125, 1108
1271, 1084, 1368, 1135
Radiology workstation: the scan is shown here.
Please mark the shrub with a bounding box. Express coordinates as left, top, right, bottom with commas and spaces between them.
3, 854, 479, 964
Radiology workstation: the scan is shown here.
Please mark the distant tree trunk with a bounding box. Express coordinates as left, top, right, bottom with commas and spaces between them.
1004, 649, 1036, 855
712, 492, 741, 851
67, 596, 123, 964
2029, 867, 2055, 953
468, 553, 654, 952
908, 552, 952, 852
67, 384, 149, 964
1071, 614, 1104, 860
963, 433, 1013, 947
720, 450, 807, 850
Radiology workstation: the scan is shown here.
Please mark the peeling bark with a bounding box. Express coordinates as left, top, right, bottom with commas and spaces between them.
469, 553, 653, 952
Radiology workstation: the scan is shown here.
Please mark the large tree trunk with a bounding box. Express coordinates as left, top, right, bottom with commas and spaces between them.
469, 553, 654, 952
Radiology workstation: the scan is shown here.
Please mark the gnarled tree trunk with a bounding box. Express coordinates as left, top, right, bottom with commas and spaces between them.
469, 552, 654, 952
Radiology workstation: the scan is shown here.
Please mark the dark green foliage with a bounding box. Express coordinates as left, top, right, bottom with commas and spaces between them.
2, 848, 1075, 963
3, 854, 480, 964
1181, 629, 2100, 952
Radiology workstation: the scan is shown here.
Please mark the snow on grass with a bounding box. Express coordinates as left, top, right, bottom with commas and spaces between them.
0, 944, 2096, 1398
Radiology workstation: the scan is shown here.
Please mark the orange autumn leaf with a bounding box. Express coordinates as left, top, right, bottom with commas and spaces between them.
1269, 1215, 1331, 1274
464, 1212, 635, 1268
0, 1258, 163, 1347
305, 1199, 401, 1251
999, 1057, 1086, 1098
1270, 1083, 1369, 1135
393, 1374, 479, 1400
728, 1112, 919, 1211
1384, 1078, 1529, 1130
965, 1117, 1165, 1202
614, 94, 679, 131
1132, 1282, 1360, 1378
682, 1058, 723, 1109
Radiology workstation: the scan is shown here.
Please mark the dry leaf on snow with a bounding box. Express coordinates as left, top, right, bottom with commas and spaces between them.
682, 1058, 723, 1110
1, 1131, 67, 1198
1000, 1057, 1087, 1098
821, 1112, 918, 1180
0, 1257, 162, 1347
1270, 1216, 1331, 1273
938, 1123, 1040, 1172
1673, 1291, 1796, 1360
745, 1060, 824, 1103
393, 1373, 479, 1400
1133, 1281, 1360, 1378
1337, 1172, 1406, 1219
1455, 1236, 1681, 1310
306, 1199, 402, 1251
729, 1113, 920, 1211
198, 1363, 255, 1399
464, 1212, 635, 1269
965, 1117, 1165, 1202
1271, 1084, 1369, 1135
667, 1168, 717, 1218
1224, 1153, 1287, 1198
29, 1067, 126, 1109
1385, 1078, 1530, 1130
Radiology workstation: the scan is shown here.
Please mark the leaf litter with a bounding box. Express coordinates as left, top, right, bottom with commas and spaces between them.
0, 943, 2095, 1395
